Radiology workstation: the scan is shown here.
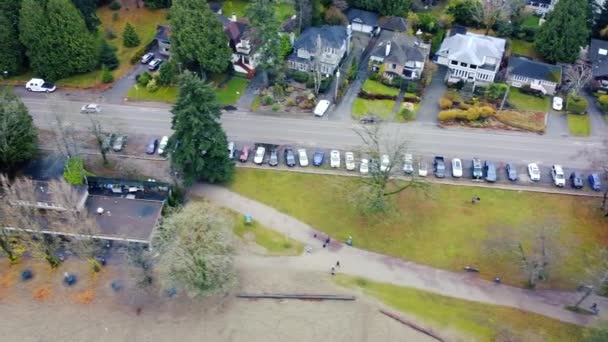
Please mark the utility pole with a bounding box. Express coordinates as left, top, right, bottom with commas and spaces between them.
499, 86, 510, 110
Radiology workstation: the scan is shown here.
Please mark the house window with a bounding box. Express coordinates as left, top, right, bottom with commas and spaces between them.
470, 65, 477, 69
460, 62, 467, 67
392, 64, 397, 69
450, 60, 458, 65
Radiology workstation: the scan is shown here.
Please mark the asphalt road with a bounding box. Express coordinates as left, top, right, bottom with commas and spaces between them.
23, 96, 604, 170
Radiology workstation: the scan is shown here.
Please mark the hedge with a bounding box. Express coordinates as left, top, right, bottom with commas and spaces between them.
63, 157, 91, 185
567, 94, 588, 114
438, 105, 496, 121
599, 94, 608, 113
358, 90, 398, 101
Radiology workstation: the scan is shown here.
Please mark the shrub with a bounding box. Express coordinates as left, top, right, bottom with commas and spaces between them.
485, 83, 508, 101
358, 90, 398, 101
439, 98, 453, 109
567, 94, 588, 114
136, 71, 152, 86
146, 78, 159, 93
319, 77, 332, 93
271, 103, 281, 111
520, 85, 544, 97
105, 28, 117, 40
285, 98, 296, 106
157, 60, 177, 86
99, 40, 119, 70
406, 82, 418, 93
101, 66, 114, 83
273, 84, 285, 99
438, 109, 461, 121
400, 108, 415, 121
599, 94, 608, 112
324, 6, 348, 25
262, 95, 274, 105
123, 23, 141, 48
292, 71, 309, 83
112, 12, 120, 22
368, 71, 381, 82
109, 1, 121, 10
130, 46, 148, 64
63, 157, 88, 185
459, 102, 471, 110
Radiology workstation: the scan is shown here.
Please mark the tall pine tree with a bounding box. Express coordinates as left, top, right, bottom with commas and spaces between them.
535, 0, 589, 63
379, 0, 410, 16
247, 0, 282, 85
20, 0, 98, 81
170, 0, 232, 74
0, 0, 26, 75
0, 87, 38, 173
169, 72, 234, 184
71, 0, 100, 32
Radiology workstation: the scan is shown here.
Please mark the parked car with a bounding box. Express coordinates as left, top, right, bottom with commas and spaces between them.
146, 138, 158, 154
403, 153, 414, 174
369, 158, 379, 173
253, 146, 265, 164
314, 100, 331, 117
345, 152, 356, 171
112, 135, 126, 152
418, 161, 428, 177
298, 149, 308, 167
451, 158, 463, 178
313, 151, 324, 166
102, 134, 114, 152
570, 171, 584, 189
148, 58, 163, 71
157, 136, 169, 155
141, 52, 155, 64
551, 165, 566, 187
589, 173, 602, 191
472, 158, 483, 180
552, 96, 563, 111
269, 149, 278, 166
434, 156, 446, 178
484, 161, 497, 182
239, 146, 250, 162
80, 103, 101, 113
505, 163, 518, 181
25, 78, 56, 92
330, 150, 341, 168
359, 115, 380, 124
285, 148, 296, 167
528, 163, 541, 181
227, 142, 235, 159
380, 154, 390, 172
360, 158, 369, 175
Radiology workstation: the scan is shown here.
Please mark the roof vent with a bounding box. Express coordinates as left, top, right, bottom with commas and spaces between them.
599, 48, 608, 56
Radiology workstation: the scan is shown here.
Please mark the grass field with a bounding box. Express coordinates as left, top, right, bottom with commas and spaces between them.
335, 275, 587, 341
522, 15, 540, 28
127, 84, 178, 102
228, 168, 608, 289
215, 77, 249, 106
494, 110, 546, 133
567, 114, 591, 136
508, 87, 550, 112
352, 98, 395, 119
510, 39, 542, 59
362, 79, 400, 96
222, 0, 295, 21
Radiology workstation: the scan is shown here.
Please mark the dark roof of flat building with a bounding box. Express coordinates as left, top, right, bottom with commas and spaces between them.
590, 39, 608, 77
345, 8, 379, 26
378, 16, 408, 32
508, 56, 562, 83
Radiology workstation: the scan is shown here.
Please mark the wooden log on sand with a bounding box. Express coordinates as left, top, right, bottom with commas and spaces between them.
379, 309, 445, 342
236, 293, 356, 301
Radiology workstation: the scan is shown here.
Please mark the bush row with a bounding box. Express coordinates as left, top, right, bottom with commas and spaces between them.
438, 105, 496, 121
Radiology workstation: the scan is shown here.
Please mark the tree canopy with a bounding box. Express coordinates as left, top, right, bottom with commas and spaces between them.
349, 0, 411, 16
71, 0, 100, 32
169, 72, 234, 184
0, 0, 26, 75
0, 88, 38, 173
247, 0, 283, 84
535, 0, 589, 63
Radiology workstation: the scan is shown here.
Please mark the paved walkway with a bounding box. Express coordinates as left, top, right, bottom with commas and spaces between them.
193, 183, 608, 326
416, 66, 447, 123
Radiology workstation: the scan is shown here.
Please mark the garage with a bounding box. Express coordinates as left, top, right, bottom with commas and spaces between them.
346, 8, 378, 34
351, 21, 373, 34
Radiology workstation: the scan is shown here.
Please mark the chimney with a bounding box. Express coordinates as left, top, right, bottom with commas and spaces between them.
231, 13, 237, 22
385, 41, 391, 57
346, 25, 352, 55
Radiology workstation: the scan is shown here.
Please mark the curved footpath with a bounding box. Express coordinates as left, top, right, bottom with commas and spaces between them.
193, 183, 608, 327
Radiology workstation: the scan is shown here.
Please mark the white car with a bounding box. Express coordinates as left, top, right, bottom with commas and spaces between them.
403, 153, 414, 174
157, 136, 169, 155
330, 150, 341, 168
451, 158, 463, 178
528, 163, 541, 181
298, 149, 308, 167
552, 96, 563, 111
360, 159, 369, 175
345, 152, 356, 171
418, 162, 428, 177
313, 100, 331, 117
551, 164, 566, 187
25, 78, 56, 92
141, 52, 155, 64
80, 103, 101, 113
254, 146, 265, 164
228, 142, 235, 159
380, 154, 390, 172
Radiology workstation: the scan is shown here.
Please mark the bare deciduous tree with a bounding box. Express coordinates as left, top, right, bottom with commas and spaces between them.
87, 114, 109, 165
514, 224, 558, 288
564, 60, 592, 95
45, 103, 78, 158
475, 0, 510, 35
312, 33, 324, 96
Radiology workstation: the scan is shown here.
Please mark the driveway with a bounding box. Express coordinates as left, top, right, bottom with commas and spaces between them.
416, 66, 447, 123
545, 112, 569, 137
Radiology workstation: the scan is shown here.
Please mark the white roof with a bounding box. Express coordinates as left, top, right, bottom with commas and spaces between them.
437, 32, 506, 66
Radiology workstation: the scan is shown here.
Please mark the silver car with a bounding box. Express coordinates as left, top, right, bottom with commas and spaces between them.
81, 103, 101, 113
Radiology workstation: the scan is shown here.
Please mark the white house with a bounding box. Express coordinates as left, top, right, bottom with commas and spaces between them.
506, 56, 562, 95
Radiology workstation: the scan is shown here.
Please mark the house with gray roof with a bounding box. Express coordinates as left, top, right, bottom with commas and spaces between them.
506, 56, 562, 95
369, 32, 429, 81
378, 16, 408, 32
287, 25, 352, 75
435, 28, 506, 85
345, 8, 379, 34
589, 39, 608, 89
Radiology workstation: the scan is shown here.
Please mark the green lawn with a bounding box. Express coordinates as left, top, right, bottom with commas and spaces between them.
228, 168, 608, 289
127, 84, 178, 102
362, 79, 400, 96
222, 0, 294, 21
522, 15, 540, 28
567, 114, 591, 136
335, 275, 587, 341
352, 98, 395, 119
508, 87, 550, 112
214, 77, 249, 106
510, 39, 542, 59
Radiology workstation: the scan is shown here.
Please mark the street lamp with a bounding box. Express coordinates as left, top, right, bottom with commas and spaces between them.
334, 69, 340, 102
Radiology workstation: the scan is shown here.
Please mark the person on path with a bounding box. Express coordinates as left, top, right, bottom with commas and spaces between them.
336, 261, 340, 268
591, 303, 599, 314
331, 266, 336, 276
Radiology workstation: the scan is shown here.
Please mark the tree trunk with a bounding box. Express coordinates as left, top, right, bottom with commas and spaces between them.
0, 238, 15, 262
574, 288, 593, 308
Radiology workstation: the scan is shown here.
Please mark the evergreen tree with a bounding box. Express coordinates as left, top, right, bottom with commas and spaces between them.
535, 0, 589, 63
0, 0, 26, 75
247, 0, 283, 85
169, 72, 234, 184
170, 0, 232, 74
71, 0, 100, 31
593, 2, 608, 38
122, 22, 141, 47
0, 87, 38, 173
20, 0, 98, 81
379, 0, 410, 16
99, 39, 119, 70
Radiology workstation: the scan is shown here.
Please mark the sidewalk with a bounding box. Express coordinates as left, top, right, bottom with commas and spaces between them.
193, 183, 608, 326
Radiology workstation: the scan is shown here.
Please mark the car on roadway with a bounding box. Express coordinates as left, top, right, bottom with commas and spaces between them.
228, 142, 235, 159
433, 156, 446, 178
157, 136, 169, 155
298, 149, 308, 167
268, 149, 279, 166
253, 146, 265, 164
102, 134, 114, 152
141, 52, 155, 64
285, 148, 296, 167
472, 158, 483, 180
484, 161, 497, 182
451, 158, 463, 178
418, 161, 428, 177
528, 163, 541, 181
146, 138, 159, 154
505, 163, 518, 181
570, 171, 584, 189
360, 158, 369, 175
380, 154, 390, 172
313, 100, 331, 117
25, 78, 56, 93
313, 151, 324, 166
589, 173, 602, 191
552, 96, 563, 111
403, 153, 414, 175
359, 115, 380, 124
112, 135, 126, 152
345, 152, 356, 171
551, 164, 566, 187
148, 58, 163, 71
80, 103, 101, 113
330, 150, 341, 168
239, 146, 250, 162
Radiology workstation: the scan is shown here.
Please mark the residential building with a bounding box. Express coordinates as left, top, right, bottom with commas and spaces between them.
506, 56, 562, 95
435, 27, 506, 85
525, 0, 557, 15
589, 39, 608, 89
287, 25, 352, 75
369, 32, 429, 81
345, 8, 379, 34
156, 25, 171, 57
378, 16, 408, 32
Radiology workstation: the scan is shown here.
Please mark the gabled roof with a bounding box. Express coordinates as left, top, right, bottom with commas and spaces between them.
155, 25, 171, 42
345, 8, 379, 26
436, 31, 506, 66
371, 33, 428, 65
281, 16, 298, 33
294, 25, 347, 51
589, 39, 608, 77
508, 56, 562, 83
378, 16, 408, 32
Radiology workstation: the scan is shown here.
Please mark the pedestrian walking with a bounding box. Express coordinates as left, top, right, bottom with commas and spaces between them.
325, 237, 331, 244
336, 261, 340, 268
331, 266, 336, 276
323, 243, 326, 248
591, 303, 599, 314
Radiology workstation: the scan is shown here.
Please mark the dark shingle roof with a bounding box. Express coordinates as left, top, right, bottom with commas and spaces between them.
293, 26, 347, 51
345, 8, 379, 26
449, 25, 467, 37
155, 25, 171, 42
370, 34, 427, 65
590, 39, 608, 77
508, 56, 562, 83
378, 16, 408, 32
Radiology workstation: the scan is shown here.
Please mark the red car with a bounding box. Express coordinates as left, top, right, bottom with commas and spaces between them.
239, 146, 250, 162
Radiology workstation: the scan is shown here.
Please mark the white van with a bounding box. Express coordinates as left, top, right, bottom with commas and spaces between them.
313, 100, 331, 117
25, 78, 56, 93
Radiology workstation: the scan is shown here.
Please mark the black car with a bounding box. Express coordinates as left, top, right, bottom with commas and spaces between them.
284, 149, 296, 167
433, 156, 446, 178
359, 115, 381, 124
146, 138, 159, 154
570, 172, 584, 189
484, 161, 497, 182
505, 163, 518, 181
269, 149, 279, 166
472, 158, 483, 180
